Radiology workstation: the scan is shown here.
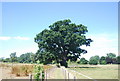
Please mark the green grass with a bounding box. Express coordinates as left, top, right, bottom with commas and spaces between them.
67, 64, 119, 79
53, 68, 65, 79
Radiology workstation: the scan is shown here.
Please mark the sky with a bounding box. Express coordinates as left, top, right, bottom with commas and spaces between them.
0, 2, 118, 60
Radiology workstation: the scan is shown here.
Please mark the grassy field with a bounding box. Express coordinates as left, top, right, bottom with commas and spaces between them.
67, 64, 119, 79
0, 63, 119, 79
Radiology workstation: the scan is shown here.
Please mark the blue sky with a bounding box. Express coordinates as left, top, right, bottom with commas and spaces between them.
0, 2, 118, 59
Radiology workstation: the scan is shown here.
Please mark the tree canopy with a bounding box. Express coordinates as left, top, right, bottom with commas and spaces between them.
107, 53, 116, 58
89, 55, 100, 65
34, 19, 93, 67
77, 57, 88, 64
10, 52, 17, 62
18, 52, 35, 63
99, 56, 106, 65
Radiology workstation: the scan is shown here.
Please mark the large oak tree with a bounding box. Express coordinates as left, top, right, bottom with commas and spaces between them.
34, 19, 92, 67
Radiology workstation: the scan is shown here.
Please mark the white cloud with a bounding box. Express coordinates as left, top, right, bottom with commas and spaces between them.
13, 36, 30, 40
80, 33, 118, 60
13, 45, 38, 57
0, 36, 11, 40
1, 43, 39, 58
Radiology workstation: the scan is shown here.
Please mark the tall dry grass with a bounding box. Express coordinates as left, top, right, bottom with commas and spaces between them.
11, 64, 34, 76
0, 63, 10, 68
43, 65, 53, 70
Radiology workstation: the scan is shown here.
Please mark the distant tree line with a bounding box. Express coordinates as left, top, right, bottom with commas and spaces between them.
0, 52, 36, 63
0, 52, 119, 65
77, 53, 120, 65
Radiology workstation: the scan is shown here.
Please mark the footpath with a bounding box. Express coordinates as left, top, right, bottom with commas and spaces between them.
45, 66, 75, 79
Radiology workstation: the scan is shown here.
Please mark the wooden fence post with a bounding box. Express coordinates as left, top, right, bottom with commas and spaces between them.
68, 72, 69, 80
39, 72, 42, 81
46, 70, 47, 81
29, 74, 32, 81
74, 76, 76, 81
65, 70, 67, 81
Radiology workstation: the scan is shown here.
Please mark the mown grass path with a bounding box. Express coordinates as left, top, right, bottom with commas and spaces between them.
45, 66, 75, 79
45, 66, 64, 79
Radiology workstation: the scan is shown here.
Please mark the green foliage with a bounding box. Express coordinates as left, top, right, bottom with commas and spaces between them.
18, 52, 35, 63
106, 53, 117, 64
35, 51, 54, 65
107, 53, 116, 59
100, 60, 106, 65
10, 52, 17, 62
30, 53, 36, 63
89, 55, 100, 65
34, 19, 92, 67
3, 58, 10, 62
77, 57, 88, 64
112, 58, 117, 64
99, 56, 106, 65
117, 56, 120, 64
34, 65, 44, 80
106, 57, 112, 64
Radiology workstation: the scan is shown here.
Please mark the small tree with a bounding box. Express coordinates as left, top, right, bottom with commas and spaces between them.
112, 58, 117, 64
10, 52, 17, 62
18, 52, 33, 63
106, 53, 117, 64
30, 53, 36, 63
107, 53, 116, 58
106, 57, 112, 64
3, 58, 11, 62
89, 55, 99, 65
34, 65, 44, 80
77, 57, 88, 64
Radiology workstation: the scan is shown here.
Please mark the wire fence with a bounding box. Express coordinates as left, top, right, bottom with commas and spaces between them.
29, 66, 77, 81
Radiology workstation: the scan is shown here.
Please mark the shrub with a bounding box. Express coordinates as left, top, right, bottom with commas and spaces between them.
33, 65, 44, 80
77, 58, 88, 64
99, 56, 106, 65
106, 57, 112, 64
100, 60, 106, 65
89, 56, 99, 65
89, 59, 98, 65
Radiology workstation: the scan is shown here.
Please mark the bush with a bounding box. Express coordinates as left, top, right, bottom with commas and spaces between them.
100, 60, 106, 65
89, 56, 99, 65
89, 59, 98, 65
106, 57, 112, 64
99, 56, 106, 65
77, 58, 88, 64
34, 65, 44, 80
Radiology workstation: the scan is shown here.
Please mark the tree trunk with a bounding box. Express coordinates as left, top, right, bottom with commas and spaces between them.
60, 50, 68, 68
60, 59, 68, 68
